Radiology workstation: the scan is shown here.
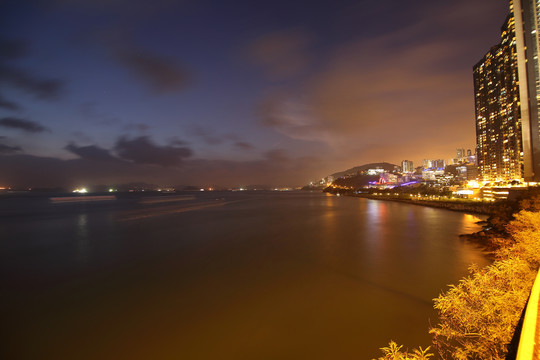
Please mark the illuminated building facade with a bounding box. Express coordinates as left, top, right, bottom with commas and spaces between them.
474, 13, 522, 182
401, 160, 414, 173
514, 0, 540, 181
431, 159, 445, 169
475, 0, 540, 182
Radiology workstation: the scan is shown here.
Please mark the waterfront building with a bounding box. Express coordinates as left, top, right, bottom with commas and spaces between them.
422, 168, 445, 181
401, 160, 414, 173
474, 11, 522, 182
474, 0, 540, 182
514, 0, 540, 181
456, 148, 466, 161
431, 159, 445, 169
456, 165, 479, 181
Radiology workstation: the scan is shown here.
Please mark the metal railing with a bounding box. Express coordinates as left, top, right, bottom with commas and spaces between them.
516, 269, 540, 360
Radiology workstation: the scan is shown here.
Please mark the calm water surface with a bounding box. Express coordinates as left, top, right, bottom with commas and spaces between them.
0, 191, 489, 359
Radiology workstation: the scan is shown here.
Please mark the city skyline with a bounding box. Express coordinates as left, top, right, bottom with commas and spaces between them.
0, 0, 509, 188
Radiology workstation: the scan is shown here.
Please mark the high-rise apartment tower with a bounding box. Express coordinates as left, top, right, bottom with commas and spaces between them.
474, 13, 522, 181
514, 0, 540, 181
474, 0, 540, 182
401, 160, 414, 173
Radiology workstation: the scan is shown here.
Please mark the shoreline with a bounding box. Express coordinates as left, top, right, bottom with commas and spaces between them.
341, 193, 498, 215
339, 192, 501, 254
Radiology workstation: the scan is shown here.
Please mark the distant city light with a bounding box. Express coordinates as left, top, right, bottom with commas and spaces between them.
73, 188, 88, 193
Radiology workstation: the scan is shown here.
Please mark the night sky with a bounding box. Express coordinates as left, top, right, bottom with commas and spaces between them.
0, 0, 509, 188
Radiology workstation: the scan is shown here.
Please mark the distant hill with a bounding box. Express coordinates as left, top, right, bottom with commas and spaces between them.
329, 162, 398, 179
331, 174, 380, 189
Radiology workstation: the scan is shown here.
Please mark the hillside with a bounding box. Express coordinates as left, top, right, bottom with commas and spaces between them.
329, 162, 398, 179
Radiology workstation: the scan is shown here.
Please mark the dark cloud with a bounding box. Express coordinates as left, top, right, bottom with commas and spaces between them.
114, 135, 192, 167
0, 37, 64, 100
0, 67, 63, 100
80, 102, 121, 125
0, 150, 322, 189
264, 149, 289, 163
0, 143, 22, 154
257, 0, 506, 168
113, 48, 191, 94
0, 154, 135, 189
245, 29, 313, 80
187, 126, 252, 149
169, 137, 188, 146
0, 117, 48, 133
188, 125, 223, 145
88, 27, 192, 94
71, 131, 94, 143
233, 141, 254, 150
0, 38, 28, 61
0, 94, 20, 111
65, 143, 118, 162
39, 0, 180, 17
258, 94, 323, 141
124, 122, 149, 132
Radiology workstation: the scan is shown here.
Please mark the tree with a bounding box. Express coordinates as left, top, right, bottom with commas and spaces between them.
499, 210, 540, 268
378, 199, 540, 359
374, 341, 433, 360
429, 257, 535, 359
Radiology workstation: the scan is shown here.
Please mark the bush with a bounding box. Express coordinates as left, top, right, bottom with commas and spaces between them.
429, 209, 540, 359
429, 258, 534, 359
373, 341, 433, 360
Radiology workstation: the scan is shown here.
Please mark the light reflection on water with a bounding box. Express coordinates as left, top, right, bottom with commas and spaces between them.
76, 213, 89, 264
1, 192, 491, 360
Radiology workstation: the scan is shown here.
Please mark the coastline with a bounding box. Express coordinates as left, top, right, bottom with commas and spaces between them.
338, 192, 501, 254
344, 193, 498, 215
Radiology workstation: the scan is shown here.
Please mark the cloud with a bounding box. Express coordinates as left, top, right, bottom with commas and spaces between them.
124, 122, 149, 132
0, 38, 28, 61
233, 141, 254, 150
65, 143, 118, 162
0, 117, 48, 133
188, 125, 223, 145
0, 94, 20, 111
257, 0, 501, 164
0, 143, 22, 154
0, 151, 322, 189
258, 94, 328, 142
113, 48, 191, 94
169, 137, 188, 146
80, 102, 121, 125
245, 29, 313, 80
0, 67, 63, 99
0, 38, 64, 100
114, 135, 192, 167
39, 0, 180, 17
71, 131, 94, 143
264, 149, 289, 163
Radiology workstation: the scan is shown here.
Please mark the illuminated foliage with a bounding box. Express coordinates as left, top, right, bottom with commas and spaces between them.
377, 196, 540, 359
430, 258, 534, 359
500, 210, 540, 268
430, 209, 540, 359
373, 341, 433, 360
